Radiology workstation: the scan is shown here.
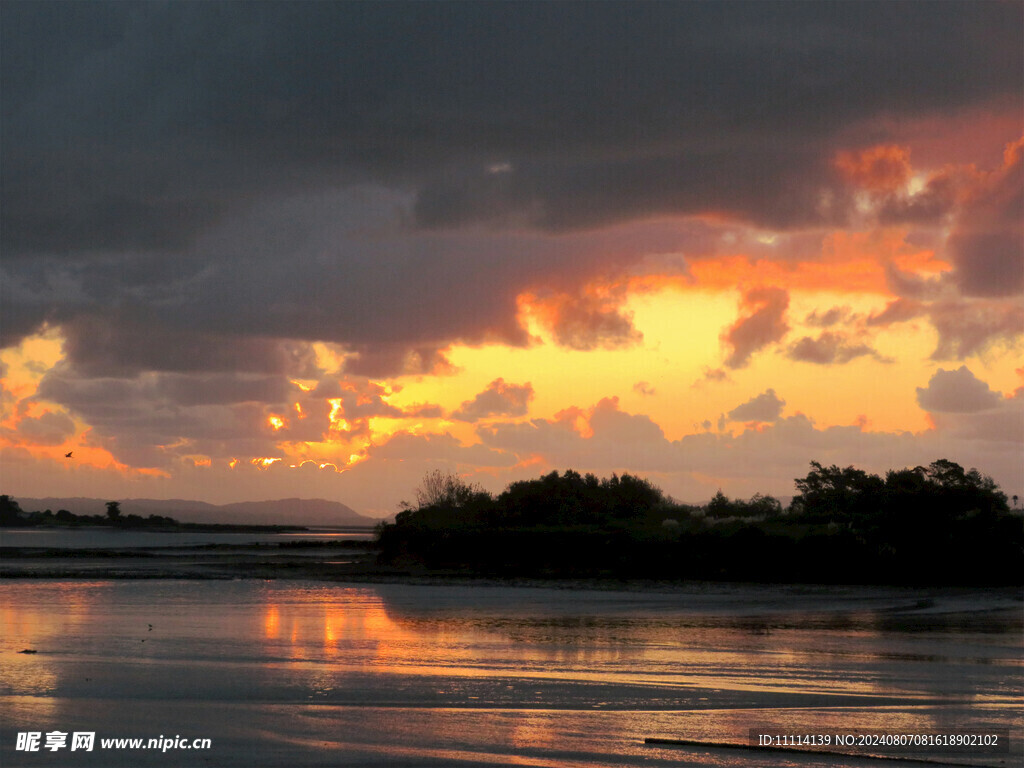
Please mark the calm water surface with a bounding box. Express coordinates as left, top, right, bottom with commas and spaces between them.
1, 580, 1020, 767
0, 527, 373, 549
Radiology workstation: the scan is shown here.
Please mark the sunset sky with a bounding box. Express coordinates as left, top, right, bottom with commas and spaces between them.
1, 2, 1021, 517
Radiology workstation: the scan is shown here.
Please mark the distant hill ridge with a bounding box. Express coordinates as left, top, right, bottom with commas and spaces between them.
12, 496, 376, 527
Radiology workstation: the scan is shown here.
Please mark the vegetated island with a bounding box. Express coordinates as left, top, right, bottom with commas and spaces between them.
376, 460, 1023, 585
0, 498, 308, 534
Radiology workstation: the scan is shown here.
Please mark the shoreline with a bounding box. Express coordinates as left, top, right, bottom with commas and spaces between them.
3, 531, 1023, 591
3, 551, 1024, 597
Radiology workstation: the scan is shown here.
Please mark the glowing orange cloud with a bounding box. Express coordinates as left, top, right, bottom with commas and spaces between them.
553, 405, 592, 438
628, 228, 938, 297
251, 457, 282, 469
517, 283, 641, 350
721, 287, 790, 369
327, 399, 349, 432
0, 329, 171, 477
891, 248, 951, 277
835, 144, 913, 193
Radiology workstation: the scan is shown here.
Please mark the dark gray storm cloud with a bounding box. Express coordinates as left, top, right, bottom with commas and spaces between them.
2, 1, 1021, 375
947, 139, 1023, 297
6, 1, 1021, 245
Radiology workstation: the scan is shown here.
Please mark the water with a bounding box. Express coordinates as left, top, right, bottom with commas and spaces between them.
0, 527, 373, 550
1, 580, 1021, 767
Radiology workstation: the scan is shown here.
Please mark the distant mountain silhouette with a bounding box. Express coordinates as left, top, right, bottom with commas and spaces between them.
14, 497, 376, 527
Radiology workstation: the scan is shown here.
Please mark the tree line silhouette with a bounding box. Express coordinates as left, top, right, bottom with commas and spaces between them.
0, 497, 305, 533
0, 498, 179, 529
376, 461, 1022, 584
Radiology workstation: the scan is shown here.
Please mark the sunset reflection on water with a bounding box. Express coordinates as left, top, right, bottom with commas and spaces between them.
1, 580, 1020, 767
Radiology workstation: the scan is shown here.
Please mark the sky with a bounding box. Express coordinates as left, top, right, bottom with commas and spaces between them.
1, 1, 1021, 518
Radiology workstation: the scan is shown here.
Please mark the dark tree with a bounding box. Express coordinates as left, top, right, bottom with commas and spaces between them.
792, 461, 884, 521
406, 469, 489, 511
705, 490, 733, 518
0, 495, 25, 525
376, 461, 1021, 584
105, 501, 122, 520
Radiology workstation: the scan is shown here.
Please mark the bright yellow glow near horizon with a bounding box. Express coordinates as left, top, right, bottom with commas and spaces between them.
3, 279, 1018, 482
389, 287, 739, 432
383, 282, 1020, 447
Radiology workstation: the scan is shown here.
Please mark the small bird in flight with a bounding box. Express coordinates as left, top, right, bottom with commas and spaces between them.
65, 451, 73, 458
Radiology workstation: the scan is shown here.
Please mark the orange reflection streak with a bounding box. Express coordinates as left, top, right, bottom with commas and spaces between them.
0, 583, 105, 713
257, 590, 416, 667
324, 610, 338, 649
264, 605, 280, 639
509, 711, 558, 755
254, 589, 648, 681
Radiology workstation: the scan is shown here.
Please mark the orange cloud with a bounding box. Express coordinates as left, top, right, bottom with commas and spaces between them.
787, 331, 887, 365
891, 247, 951, 277
683, 253, 888, 295
0, 330, 171, 477
721, 287, 790, 369
451, 378, 534, 422
517, 283, 642, 350
553, 405, 592, 438
867, 298, 926, 327
835, 144, 912, 193
658, 228, 937, 297
0, 430, 171, 478
947, 135, 1024, 297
